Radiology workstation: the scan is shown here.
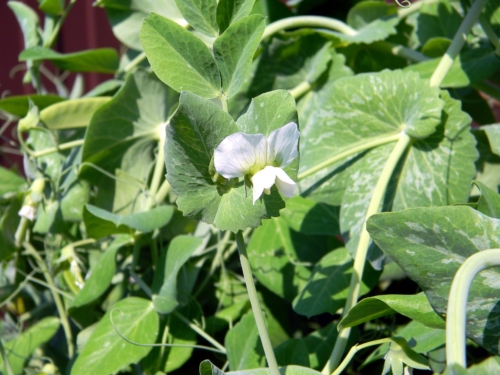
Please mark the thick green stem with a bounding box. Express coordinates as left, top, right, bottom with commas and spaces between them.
290, 81, 312, 100
30, 139, 84, 158
146, 124, 167, 210
235, 231, 280, 375
479, 15, 500, 50
298, 133, 401, 181
262, 16, 356, 40
429, 0, 489, 87
446, 249, 500, 367
124, 52, 147, 73
155, 179, 171, 205
24, 243, 74, 359
322, 132, 411, 374
331, 338, 392, 375
44, 0, 77, 48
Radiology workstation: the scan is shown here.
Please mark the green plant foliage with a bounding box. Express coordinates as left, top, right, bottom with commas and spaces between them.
71, 297, 159, 375
40, 97, 111, 129
175, 0, 219, 37
368, 206, 500, 355
19, 46, 119, 73
0, 94, 64, 117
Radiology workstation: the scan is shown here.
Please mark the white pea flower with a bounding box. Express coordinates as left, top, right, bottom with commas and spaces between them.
214, 122, 300, 204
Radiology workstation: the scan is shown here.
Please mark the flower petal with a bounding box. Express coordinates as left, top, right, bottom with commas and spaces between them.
214, 132, 267, 178
251, 166, 277, 204
275, 168, 296, 198
266, 122, 300, 167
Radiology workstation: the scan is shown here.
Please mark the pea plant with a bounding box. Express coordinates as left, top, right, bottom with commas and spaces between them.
1, 0, 500, 374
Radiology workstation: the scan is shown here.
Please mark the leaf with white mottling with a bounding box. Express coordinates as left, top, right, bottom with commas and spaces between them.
367, 206, 500, 355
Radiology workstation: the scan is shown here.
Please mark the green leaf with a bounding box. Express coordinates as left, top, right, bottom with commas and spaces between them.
152, 235, 203, 314
414, 0, 462, 46
247, 217, 330, 301
382, 337, 430, 374
165, 91, 294, 232
0, 168, 25, 197
482, 124, 500, 157
200, 361, 323, 375
325, 18, 399, 45
39, 0, 63, 15
0, 317, 59, 375
303, 325, 338, 370
421, 37, 451, 58
0, 95, 64, 118
8, 1, 40, 48
395, 321, 446, 354
225, 312, 265, 371
40, 97, 111, 129
200, 360, 226, 375
99, 0, 185, 50
214, 15, 265, 99
84, 204, 174, 233
175, 0, 218, 37
347, 1, 397, 29
140, 12, 221, 98
474, 180, 500, 219
404, 48, 500, 88
293, 248, 380, 317
466, 357, 500, 375
0, 196, 22, 261
19, 46, 119, 73
71, 297, 158, 375
367, 206, 500, 355
81, 70, 177, 190
279, 196, 339, 236
275, 339, 310, 367
338, 292, 445, 331
70, 236, 132, 308
217, 0, 256, 33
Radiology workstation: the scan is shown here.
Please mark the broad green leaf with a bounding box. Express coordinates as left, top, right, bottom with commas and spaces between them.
279, 196, 339, 236
0, 317, 59, 375
474, 181, 500, 219
8, 1, 40, 48
140, 13, 221, 98
347, 1, 397, 29
39, 0, 63, 15
484, 0, 500, 36
324, 18, 399, 45
80, 70, 177, 189
214, 15, 265, 98
40, 97, 111, 129
217, 0, 256, 33
152, 235, 203, 314
205, 300, 250, 335
275, 339, 310, 367
414, 0, 462, 46
421, 37, 451, 58
247, 217, 330, 301
293, 248, 379, 317
395, 321, 446, 354
225, 312, 264, 370
367, 206, 500, 355
70, 236, 132, 308
382, 337, 430, 374
303, 325, 338, 370
85, 204, 174, 233
466, 357, 500, 375
200, 360, 226, 375
0, 168, 25, 197
165, 91, 295, 232
19, 46, 119, 73
0, 94, 64, 118
230, 365, 322, 374
98, 0, 185, 50
71, 297, 159, 375
0, 196, 22, 261
338, 292, 445, 331
482, 124, 500, 157
175, 0, 218, 37
405, 48, 500, 88
59, 180, 90, 222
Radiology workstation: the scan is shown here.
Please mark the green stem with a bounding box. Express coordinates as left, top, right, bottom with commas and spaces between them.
479, 15, 500, 49
24, 243, 74, 359
386, 42, 428, 62
235, 231, 280, 375
124, 52, 147, 73
0, 270, 37, 310
429, 0, 489, 87
262, 16, 356, 40
0, 340, 14, 375
220, 95, 229, 113
446, 249, 500, 367
145, 124, 167, 210
290, 81, 312, 100
155, 179, 171, 205
322, 132, 411, 375
331, 338, 392, 375
44, 0, 77, 48
31, 139, 85, 158
173, 311, 227, 354
298, 133, 401, 181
